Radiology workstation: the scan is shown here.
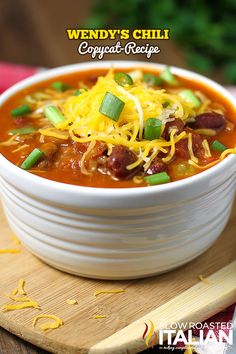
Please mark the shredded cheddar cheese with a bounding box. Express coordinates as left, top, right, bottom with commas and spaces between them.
188, 159, 220, 170
2, 299, 40, 311
0, 134, 19, 146
162, 129, 179, 162
187, 133, 199, 164
94, 315, 107, 319
7, 295, 34, 302
36, 70, 197, 170
39, 128, 69, 140
198, 274, 210, 284
80, 140, 96, 175
10, 278, 26, 296
33, 314, 63, 331
2, 279, 40, 311
17, 278, 26, 295
66, 299, 78, 305
194, 128, 216, 136
117, 85, 144, 140
12, 144, 29, 153
133, 175, 144, 184
11, 234, 21, 245
220, 148, 236, 160
0, 249, 20, 254
202, 139, 212, 158
94, 289, 125, 297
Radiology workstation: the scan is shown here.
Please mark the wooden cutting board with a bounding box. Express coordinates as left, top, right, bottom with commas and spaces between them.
0, 201, 235, 354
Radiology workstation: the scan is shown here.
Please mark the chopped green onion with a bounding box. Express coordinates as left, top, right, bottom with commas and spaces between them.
160, 66, 179, 86
211, 140, 227, 152
99, 92, 125, 121
74, 88, 88, 96
144, 172, 170, 186
143, 73, 163, 86
144, 118, 162, 140
44, 105, 65, 126
51, 81, 71, 92
9, 127, 36, 135
20, 148, 44, 170
114, 72, 133, 86
179, 89, 201, 108
11, 105, 32, 117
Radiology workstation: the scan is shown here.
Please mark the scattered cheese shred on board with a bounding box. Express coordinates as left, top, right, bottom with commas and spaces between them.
66, 299, 77, 305
94, 315, 107, 319
11, 234, 21, 245
33, 314, 63, 331
7, 295, 33, 302
10, 278, 27, 296
94, 289, 125, 297
17, 278, 26, 295
2, 300, 40, 311
198, 274, 210, 284
11, 288, 18, 296
0, 249, 20, 254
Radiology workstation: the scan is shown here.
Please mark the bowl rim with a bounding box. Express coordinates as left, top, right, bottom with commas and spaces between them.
0, 60, 236, 197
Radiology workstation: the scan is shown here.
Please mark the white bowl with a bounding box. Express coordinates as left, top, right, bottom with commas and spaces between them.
0, 61, 236, 279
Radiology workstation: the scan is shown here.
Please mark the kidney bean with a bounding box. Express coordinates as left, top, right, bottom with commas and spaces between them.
191, 112, 226, 131
175, 139, 189, 159
192, 132, 204, 158
175, 132, 203, 159
13, 117, 29, 126
146, 158, 167, 175
162, 118, 185, 141
107, 145, 138, 179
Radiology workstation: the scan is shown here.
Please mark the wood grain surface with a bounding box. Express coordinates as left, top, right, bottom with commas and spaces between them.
0, 200, 235, 354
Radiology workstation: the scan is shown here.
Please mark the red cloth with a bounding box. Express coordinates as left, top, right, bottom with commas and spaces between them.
192, 304, 235, 339
0, 61, 235, 338
0, 62, 39, 93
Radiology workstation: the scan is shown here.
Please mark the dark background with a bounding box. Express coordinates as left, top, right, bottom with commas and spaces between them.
1, 0, 236, 84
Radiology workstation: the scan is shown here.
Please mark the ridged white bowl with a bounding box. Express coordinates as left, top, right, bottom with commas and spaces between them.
0, 61, 235, 279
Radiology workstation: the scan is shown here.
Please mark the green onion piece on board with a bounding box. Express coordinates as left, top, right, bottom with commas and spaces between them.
9, 127, 36, 135
160, 66, 179, 86
99, 92, 125, 121
144, 118, 162, 140
44, 105, 65, 126
179, 89, 201, 108
11, 105, 32, 117
74, 88, 88, 96
114, 72, 133, 86
51, 81, 71, 92
144, 172, 170, 186
211, 140, 227, 152
143, 73, 163, 86
21, 148, 44, 170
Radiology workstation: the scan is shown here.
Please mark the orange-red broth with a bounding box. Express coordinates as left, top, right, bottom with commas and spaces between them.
0, 69, 235, 188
